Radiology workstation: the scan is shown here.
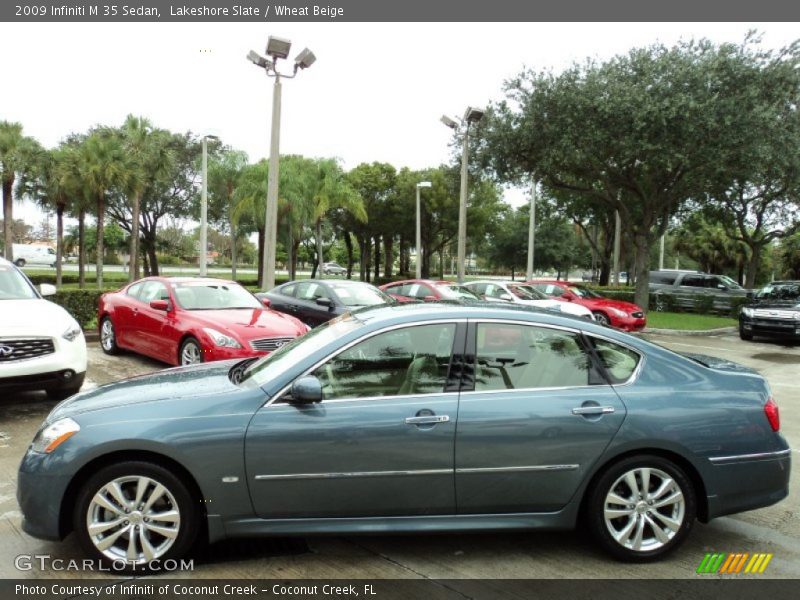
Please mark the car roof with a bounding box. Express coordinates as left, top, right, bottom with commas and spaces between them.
136, 276, 239, 285
0, 257, 12, 267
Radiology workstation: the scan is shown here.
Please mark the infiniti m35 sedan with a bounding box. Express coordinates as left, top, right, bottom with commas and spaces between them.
18, 304, 790, 569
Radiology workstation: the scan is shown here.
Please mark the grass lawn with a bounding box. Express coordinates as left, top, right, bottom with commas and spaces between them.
646, 311, 738, 330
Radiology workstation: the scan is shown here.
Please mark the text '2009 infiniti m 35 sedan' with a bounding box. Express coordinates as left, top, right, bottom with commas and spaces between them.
18, 304, 790, 570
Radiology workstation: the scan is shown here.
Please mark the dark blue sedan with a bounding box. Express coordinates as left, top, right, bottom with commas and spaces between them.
18, 304, 790, 570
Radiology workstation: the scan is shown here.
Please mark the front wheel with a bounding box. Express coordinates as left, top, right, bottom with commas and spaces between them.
179, 337, 203, 366
586, 455, 696, 561
73, 461, 199, 572
592, 311, 611, 326
739, 326, 753, 341
14, 258, 25, 267
100, 317, 120, 355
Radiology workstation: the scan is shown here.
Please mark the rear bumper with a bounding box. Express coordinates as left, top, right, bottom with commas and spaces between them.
705, 449, 791, 520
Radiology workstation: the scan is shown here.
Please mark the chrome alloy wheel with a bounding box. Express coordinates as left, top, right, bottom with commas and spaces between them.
86, 476, 181, 564
180, 341, 202, 365
603, 467, 685, 552
100, 319, 115, 351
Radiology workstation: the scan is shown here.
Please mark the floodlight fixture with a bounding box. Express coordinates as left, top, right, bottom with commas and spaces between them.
266, 36, 292, 60
416, 181, 432, 188
294, 48, 316, 70
440, 115, 458, 129
464, 106, 485, 123
247, 50, 268, 68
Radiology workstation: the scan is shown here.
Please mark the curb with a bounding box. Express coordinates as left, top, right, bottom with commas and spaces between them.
83, 331, 100, 343
641, 326, 738, 337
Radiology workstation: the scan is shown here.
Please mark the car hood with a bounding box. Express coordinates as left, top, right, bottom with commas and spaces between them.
679, 352, 759, 375
748, 299, 800, 310
47, 360, 240, 422
186, 308, 307, 339
0, 298, 76, 335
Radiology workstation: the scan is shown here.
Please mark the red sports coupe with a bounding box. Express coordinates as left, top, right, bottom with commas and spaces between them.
379, 279, 480, 303
98, 277, 309, 366
526, 279, 647, 331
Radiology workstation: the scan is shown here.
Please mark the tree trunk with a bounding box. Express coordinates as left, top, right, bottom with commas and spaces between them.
343, 230, 354, 279
383, 235, 393, 279
256, 227, 265, 288
230, 215, 238, 281
96, 193, 105, 288
373, 235, 381, 281
291, 239, 300, 280
78, 209, 86, 289
146, 239, 159, 277
745, 244, 763, 289
2, 177, 14, 262
129, 191, 141, 282
316, 219, 324, 277
142, 251, 150, 277
55, 203, 64, 287
632, 232, 651, 312
438, 247, 445, 279
398, 235, 406, 274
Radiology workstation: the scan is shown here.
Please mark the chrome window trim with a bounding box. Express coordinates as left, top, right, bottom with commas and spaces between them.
264, 319, 467, 407
456, 464, 579, 474
708, 449, 791, 464
266, 395, 459, 409
255, 468, 452, 481
583, 332, 645, 387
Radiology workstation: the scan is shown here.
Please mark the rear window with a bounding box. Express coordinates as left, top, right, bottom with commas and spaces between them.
650, 272, 677, 285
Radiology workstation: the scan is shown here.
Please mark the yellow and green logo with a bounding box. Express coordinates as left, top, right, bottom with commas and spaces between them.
696, 552, 773, 574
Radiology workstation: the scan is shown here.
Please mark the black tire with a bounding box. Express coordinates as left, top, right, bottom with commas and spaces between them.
100, 316, 120, 355
592, 311, 611, 326
14, 258, 25, 267
586, 455, 696, 562
73, 461, 199, 573
179, 336, 204, 366
739, 326, 753, 341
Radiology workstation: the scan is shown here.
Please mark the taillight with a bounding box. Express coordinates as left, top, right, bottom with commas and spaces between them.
764, 397, 780, 432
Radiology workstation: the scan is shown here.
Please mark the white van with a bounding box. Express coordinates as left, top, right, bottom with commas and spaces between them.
11, 244, 56, 267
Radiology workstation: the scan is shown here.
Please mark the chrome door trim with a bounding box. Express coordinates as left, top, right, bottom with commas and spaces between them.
708, 449, 791, 464
455, 464, 579, 474
264, 319, 466, 407
254, 468, 452, 481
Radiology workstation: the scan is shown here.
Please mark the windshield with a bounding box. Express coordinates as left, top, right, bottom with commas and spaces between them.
515, 284, 550, 300
0, 264, 39, 300
569, 286, 601, 299
437, 284, 480, 300
756, 282, 800, 301
719, 275, 743, 290
172, 282, 261, 310
240, 314, 366, 388
507, 284, 543, 300
330, 282, 391, 307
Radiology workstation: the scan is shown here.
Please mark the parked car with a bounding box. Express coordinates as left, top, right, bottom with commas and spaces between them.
18, 303, 789, 571
0, 257, 86, 399
464, 280, 594, 319
527, 280, 646, 331
739, 280, 800, 341
321, 262, 347, 276
97, 277, 309, 366
649, 270, 751, 312
380, 279, 481, 303
259, 279, 393, 327
7, 243, 56, 268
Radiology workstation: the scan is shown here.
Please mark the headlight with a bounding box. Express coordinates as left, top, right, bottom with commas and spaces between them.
741, 307, 754, 317
62, 322, 82, 342
31, 417, 80, 454
203, 328, 242, 348
608, 307, 628, 317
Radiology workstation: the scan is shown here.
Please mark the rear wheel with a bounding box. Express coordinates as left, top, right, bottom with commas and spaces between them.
73, 461, 198, 572
587, 455, 695, 561
592, 311, 611, 326
14, 258, 25, 267
100, 317, 120, 355
179, 337, 203, 366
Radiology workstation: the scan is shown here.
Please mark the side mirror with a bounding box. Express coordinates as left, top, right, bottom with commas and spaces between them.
260, 297, 271, 308
39, 283, 57, 297
290, 375, 323, 404
150, 299, 170, 311
499, 293, 513, 302
315, 297, 334, 309
717, 284, 727, 291
423, 295, 437, 302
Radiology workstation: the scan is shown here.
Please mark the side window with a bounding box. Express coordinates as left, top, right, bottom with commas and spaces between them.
416, 285, 434, 299
546, 285, 564, 297
280, 284, 296, 297
138, 282, 169, 303
474, 323, 592, 391
296, 282, 328, 300
590, 337, 641, 384
470, 283, 486, 295
681, 275, 704, 288
312, 324, 457, 400
127, 282, 144, 299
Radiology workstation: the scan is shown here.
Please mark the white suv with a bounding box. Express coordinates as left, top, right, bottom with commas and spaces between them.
0, 258, 87, 400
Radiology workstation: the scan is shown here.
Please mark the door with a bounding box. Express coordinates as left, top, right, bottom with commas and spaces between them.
113, 282, 145, 348
131, 280, 174, 361
455, 321, 628, 513
245, 322, 462, 518
293, 281, 335, 326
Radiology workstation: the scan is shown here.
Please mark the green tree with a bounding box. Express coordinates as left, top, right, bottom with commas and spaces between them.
0, 121, 42, 261
207, 149, 248, 278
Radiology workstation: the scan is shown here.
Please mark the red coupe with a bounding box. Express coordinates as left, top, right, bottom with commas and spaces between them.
98, 277, 309, 366
379, 279, 480, 303
526, 279, 647, 331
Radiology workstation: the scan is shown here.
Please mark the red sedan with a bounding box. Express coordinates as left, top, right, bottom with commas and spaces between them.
526, 279, 646, 331
379, 279, 481, 303
98, 277, 309, 366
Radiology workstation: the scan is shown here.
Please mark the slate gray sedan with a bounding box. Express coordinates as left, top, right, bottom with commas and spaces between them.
18, 304, 790, 570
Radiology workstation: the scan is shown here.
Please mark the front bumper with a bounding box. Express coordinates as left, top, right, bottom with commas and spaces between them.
0, 333, 87, 387
17, 451, 73, 541
613, 316, 647, 332
740, 316, 800, 339
0, 369, 85, 394
201, 345, 268, 362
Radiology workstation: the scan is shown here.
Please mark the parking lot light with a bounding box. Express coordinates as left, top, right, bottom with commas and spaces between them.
416, 181, 432, 279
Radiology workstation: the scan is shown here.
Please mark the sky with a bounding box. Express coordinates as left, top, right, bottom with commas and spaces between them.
2, 21, 798, 230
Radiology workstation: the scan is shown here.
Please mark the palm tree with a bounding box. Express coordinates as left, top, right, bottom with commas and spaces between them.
208, 150, 248, 279
0, 121, 42, 261
232, 161, 268, 286
76, 130, 128, 288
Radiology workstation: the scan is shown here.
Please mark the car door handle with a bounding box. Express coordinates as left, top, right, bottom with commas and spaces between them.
571, 406, 615, 416
405, 415, 450, 425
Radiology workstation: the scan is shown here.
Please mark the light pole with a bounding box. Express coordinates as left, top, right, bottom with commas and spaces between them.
248, 37, 316, 291
199, 134, 218, 277
526, 181, 536, 281
415, 181, 432, 278
441, 107, 484, 284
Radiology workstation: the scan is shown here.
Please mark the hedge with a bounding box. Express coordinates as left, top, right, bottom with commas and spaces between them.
50, 289, 111, 329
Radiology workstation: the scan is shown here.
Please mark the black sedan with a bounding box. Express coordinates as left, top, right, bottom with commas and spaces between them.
258, 279, 393, 326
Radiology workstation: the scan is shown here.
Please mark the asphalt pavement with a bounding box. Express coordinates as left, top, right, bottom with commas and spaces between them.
0, 333, 797, 579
